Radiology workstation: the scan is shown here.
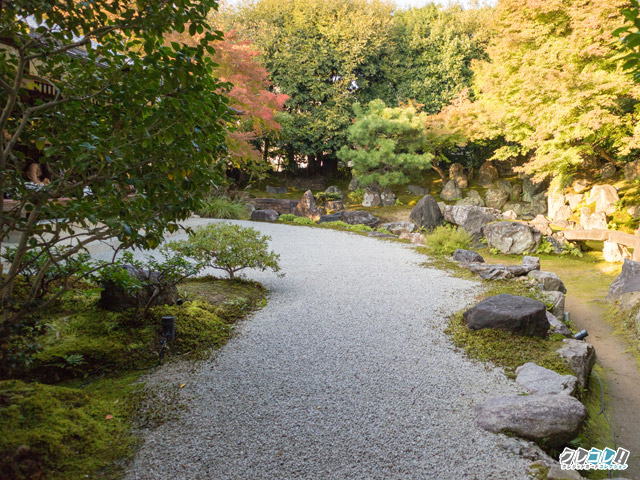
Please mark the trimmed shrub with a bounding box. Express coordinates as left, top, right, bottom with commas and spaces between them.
424, 225, 472, 255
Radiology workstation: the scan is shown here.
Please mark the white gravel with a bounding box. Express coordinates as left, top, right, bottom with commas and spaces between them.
122, 220, 533, 480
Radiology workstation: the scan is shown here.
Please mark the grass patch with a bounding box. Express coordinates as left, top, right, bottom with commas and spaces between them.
444, 311, 572, 379
606, 302, 640, 369
197, 196, 250, 220
2, 276, 266, 480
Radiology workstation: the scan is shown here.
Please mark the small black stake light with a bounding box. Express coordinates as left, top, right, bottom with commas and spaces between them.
162, 315, 176, 341
574, 329, 588, 341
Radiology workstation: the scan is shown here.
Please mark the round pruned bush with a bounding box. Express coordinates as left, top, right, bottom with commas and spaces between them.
169, 223, 282, 279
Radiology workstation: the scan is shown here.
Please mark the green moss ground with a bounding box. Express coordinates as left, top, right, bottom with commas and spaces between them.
1, 277, 266, 480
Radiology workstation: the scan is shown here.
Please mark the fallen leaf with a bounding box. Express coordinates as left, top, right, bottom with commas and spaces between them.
179, 383, 186, 389
105, 414, 114, 420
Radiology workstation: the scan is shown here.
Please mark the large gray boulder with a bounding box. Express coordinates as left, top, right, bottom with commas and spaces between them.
608, 258, 640, 302
527, 270, 567, 294
476, 394, 587, 447
516, 362, 578, 396
522, 256, 541, 271
556, 339, 596, 388
381, 221, 415, 235
362, 186, 382, 207
453, 249, 484, 264
100, 265, 179, 312
443, 205, 501, 237
249, 198, 299, 214
295, 190, 322, 221
251, 209, 279, 222
318, 210, 381, 228
483, 221, 542, 254
477, 161, 499, 187
485, 188, 510, 210
440, 179, 462, 201
586, 184, 619, 215
463, 294, 550, 337
409, 194, 443, 230
522, 177, 546, 202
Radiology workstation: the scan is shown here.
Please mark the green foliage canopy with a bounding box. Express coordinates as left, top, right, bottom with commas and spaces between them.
338, 100, 463, 187
448, 0, 640, 188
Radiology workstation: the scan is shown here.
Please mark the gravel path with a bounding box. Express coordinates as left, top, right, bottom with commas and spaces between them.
122, 220, 533, 479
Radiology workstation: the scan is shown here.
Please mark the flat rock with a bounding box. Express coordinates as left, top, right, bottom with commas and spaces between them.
249, 198, 299, 214
476, 394, 586, 447
318, 210, 381, 228
265, 186, 287, 194
381, 221, 415, 235
406, 185, 429, 196
251, 209, 280, 222
295, 190, 322, 221
466, 263, 536, 280
463, 294, 549, 337
557, 339, 596, 388
483, 221, 542, 255
527, 270, 567, 293
442, 205, 501, 237
409, 195, 443, 230
515, 362, 577, 396
453, 249, 484, 264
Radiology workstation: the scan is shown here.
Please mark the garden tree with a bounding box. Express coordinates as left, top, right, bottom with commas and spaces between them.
0, 1, 230, 348
167, 29, 289, 182
220, 0, 396, 174
337, 99, 464, 187
446, 0, 640, 189
373, 3, 491, 114
615, 0, 640, 80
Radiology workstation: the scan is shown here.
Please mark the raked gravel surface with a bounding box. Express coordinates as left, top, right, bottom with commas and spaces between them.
119, 220, 533, 480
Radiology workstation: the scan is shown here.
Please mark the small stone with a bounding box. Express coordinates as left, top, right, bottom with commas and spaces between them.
324, 185, 344, 199
362, 186, 382, 207
399, 232, 424, 245
295, 190, 322, 221
456, 189, 485, 207
449, 162, 468, 188
557, 339, 596, 388
547, 311, 572, 337
466, 264, 537, 280
522, 256, 540, 271
541, 290, 565, 319
440, 179, 462, 201
530, 215, 552, 236
380, 187, 397, 206
348, 177, 360, 191
453, 249, 485, 264
325, 200, 344, 212
603, 241, 631, 263
627, 205, 640, 218
502, 210, 518, 220
624, 159, 640, 181
381, 221, 415, 235
573, 179, 590, 193
600, 163, 617, 179
608, 258, 640, 302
